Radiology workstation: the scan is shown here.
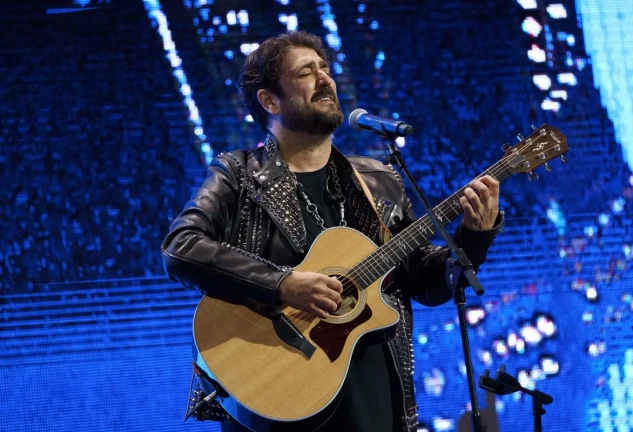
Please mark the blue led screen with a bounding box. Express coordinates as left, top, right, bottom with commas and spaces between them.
1, 1, 632, 431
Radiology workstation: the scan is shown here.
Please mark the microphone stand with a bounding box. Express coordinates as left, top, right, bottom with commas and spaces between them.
479, 364, 553, 431
380, 132, 486, 432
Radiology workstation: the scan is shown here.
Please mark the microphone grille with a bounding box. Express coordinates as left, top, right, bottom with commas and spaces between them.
348, 108, 367, 130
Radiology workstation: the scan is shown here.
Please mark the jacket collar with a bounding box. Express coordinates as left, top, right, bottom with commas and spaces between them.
253, 133, 360, 191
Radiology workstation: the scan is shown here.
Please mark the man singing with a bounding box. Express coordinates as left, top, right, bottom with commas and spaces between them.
162, 30, 503, 432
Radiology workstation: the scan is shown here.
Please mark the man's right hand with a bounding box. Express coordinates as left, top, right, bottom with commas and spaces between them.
278, 271, 343, 319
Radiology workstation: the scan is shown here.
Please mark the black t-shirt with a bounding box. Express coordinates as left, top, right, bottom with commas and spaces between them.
294, 166, 404, 432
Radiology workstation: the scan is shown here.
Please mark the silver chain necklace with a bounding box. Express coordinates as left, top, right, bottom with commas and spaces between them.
289, 159, 347, 231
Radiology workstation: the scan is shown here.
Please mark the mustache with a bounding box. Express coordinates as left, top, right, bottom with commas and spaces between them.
312, 88, 337, 102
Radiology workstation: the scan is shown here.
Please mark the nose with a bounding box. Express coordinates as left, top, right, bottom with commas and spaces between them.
316, 69, 334, 87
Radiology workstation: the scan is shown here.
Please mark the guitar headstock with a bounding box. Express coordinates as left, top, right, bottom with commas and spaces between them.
503, 124, 569, 180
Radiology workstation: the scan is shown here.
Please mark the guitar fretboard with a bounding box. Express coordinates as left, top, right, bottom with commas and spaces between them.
348, 166, 512, 288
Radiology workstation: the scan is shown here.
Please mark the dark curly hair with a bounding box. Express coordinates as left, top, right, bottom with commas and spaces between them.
238, 31, 330, 131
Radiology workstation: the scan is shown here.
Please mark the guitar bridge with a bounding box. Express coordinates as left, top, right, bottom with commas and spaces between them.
270, 310, 316, 359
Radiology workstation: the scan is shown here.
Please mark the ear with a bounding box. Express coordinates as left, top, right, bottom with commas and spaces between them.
257, 89, 281, 116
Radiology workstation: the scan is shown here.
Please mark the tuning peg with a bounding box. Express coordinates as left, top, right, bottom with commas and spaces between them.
528, 171, 539, 181
517, 133, 524, 142
560, 155, 568, 164
502, 143, 511, 151
544, 162, 552, 172
531, 124, 537, 131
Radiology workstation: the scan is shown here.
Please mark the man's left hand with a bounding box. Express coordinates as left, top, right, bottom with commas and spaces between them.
459, 175, 500, 230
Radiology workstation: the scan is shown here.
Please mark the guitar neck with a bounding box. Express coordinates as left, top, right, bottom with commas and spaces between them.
347, 164, 512, 288
343, 122, 569, 288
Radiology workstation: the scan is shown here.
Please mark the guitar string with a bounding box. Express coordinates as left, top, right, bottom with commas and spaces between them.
291, 134, 561, 321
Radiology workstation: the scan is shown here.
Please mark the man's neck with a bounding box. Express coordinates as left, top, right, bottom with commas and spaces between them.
270, 126, 332, 173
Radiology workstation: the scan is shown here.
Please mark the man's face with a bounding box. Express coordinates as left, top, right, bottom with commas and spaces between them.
275, 47, 344, 135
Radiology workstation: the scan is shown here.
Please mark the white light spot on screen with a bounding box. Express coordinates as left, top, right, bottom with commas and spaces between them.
550, 90, 567, 100
466, 307, 485, 325
533, 74, 552, 90
240, 43, 259, 56
493, 339, 508, 356
567, 34, 575, 46
558, 73, 577, 85
528, 44, 546, 62
612, 197, 625, 213
520, 325, 542, 345
322, 19, 338, 32
535, 315, 557, 337
516, 0, 537, 9
541, 357, 560, 375
326, 34, 341, 50
237, 10, 249, 26
516, 338, 526, 354
522, 17, 542, 36
508, 331, 517, 347
226, 10, 236, 25
547, 4, 567, 19
541, 99, 560, 112
432, 418, 454, 431
586, 286, 598, 301
599, 213, 610, 225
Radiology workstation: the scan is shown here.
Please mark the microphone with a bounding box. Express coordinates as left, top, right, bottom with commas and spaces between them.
348, 108, 413, 137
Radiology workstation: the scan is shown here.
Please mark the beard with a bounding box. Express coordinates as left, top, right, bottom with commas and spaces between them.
278, 91, 344, 136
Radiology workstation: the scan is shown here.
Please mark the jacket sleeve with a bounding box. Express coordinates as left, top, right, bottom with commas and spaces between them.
391, 194, 504, 307
161, 155, 291, 307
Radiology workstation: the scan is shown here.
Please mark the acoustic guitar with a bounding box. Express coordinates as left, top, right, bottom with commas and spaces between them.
191, 124, 568, 431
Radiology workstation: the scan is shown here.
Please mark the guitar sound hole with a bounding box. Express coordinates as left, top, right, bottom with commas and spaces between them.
331, 275, 359, 317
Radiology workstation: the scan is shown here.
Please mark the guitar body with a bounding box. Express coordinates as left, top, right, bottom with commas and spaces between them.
193, 227, 400, 431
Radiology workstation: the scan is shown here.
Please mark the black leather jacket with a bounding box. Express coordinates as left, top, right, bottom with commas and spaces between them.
162, 135, 503, 431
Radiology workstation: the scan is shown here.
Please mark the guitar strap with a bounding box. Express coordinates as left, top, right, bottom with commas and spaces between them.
351, 167, 392, 244
352, 167, 420, 428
